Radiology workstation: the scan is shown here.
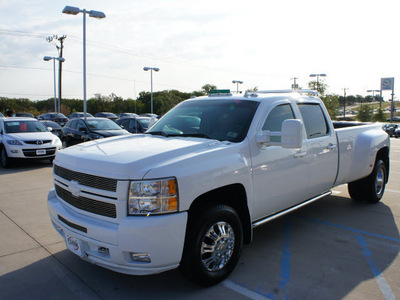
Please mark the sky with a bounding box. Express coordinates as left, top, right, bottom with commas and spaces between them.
1, 0, 399, 102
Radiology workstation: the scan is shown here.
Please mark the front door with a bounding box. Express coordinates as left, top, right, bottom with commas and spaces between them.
250, 102, 310, 221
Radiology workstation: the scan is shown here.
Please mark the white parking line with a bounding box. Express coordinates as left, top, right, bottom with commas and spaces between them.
386, 189, 400, 194
221, 280, 271, 300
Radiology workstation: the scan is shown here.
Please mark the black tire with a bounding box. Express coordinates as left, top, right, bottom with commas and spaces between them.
348, 159, 387, 203
180, 204, 243, 286
1, 146, 12, 168
61, 138, 68, 149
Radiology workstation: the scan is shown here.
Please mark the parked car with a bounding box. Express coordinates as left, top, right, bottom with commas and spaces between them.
61, 117, 130, 147
0, 112, 4, 118
12, 112, 35, 118
383, 124, 399, 137
0, 117, 62, 168
69, 112, 94, 119
394, 127, 400, 138
94, 112, 118, 121
40, 120, 63, 138
37, 113, 69, 126
118, 112, 138, 118
115, 116, 151, 133
140, 113, 159, 119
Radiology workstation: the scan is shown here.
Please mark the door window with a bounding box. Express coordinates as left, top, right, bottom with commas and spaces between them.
262, 104, 295, 142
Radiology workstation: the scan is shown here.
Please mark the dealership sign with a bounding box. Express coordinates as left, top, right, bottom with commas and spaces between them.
381, 77, 394, 90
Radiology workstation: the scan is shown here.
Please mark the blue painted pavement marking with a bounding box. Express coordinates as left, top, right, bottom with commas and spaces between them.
278, 217, 291, 300
356, 235, 395, 300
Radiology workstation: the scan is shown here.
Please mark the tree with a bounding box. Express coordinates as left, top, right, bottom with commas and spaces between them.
246, 86, 259, 92
321, 94, 339, 120
374, 108, 387, 122
201, 84, 217, 94
308, 81, 327, 96
357, 105, 373, 122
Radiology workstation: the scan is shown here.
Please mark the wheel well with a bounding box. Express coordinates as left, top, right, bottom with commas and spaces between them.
188, 184, 252, 244
376, 146, 390, 183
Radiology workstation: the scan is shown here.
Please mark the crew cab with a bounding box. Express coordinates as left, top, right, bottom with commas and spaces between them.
47, 90, 390, 285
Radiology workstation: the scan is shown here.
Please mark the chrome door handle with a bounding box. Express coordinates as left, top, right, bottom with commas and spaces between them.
327, 143, 336, 150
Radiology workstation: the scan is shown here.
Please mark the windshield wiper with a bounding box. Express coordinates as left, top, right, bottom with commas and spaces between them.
146, 131, 168, 137
178, 133, 213, 139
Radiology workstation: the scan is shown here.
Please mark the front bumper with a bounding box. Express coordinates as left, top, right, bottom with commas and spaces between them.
6, 144, 60, 159
47, 188, 188, 275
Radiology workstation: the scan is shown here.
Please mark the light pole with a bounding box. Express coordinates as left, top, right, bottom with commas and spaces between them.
62, 5, 106, 119
43, 56, 65, 113
232, 80, 243, 93
367, 89, 380, 112
309, 73, 327, 93
143, 67, 160, 114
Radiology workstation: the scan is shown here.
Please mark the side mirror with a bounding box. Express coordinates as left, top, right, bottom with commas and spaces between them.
47, 127, 53, 132
149, 117, 157, 128
256, 119, 303, 149
281, 119, 303, 149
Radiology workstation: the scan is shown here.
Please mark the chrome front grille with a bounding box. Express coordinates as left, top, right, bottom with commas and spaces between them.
24, 140, 52, 145
54, 165, 117, 192
55, 185, 116, 218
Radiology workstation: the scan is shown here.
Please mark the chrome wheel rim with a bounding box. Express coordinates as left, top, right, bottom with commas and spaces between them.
200, 221, 235, 272
375, 167, 385, 196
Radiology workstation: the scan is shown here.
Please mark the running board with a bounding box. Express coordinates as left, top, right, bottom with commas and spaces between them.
252, 191, 332, 228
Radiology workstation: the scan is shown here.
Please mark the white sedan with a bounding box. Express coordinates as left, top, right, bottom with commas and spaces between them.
0, 117, 62, 168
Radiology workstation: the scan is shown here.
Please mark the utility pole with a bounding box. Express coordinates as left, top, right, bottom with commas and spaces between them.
46, 34, 66, 113
291, 77, 299, 89
342, 88, 348, 118
57, 35, 67, 114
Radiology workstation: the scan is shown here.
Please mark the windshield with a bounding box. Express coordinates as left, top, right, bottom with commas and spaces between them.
147, 99, 259, 142
86, 119, 122, 130
5, 120, 48, 133
137, 118, 150, 129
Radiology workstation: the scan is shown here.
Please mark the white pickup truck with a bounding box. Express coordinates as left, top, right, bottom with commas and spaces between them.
47, 89, 390, 285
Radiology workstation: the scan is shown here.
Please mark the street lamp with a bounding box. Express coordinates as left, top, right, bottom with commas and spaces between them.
143, 67, 160, 114
43, 56, 65, 113
367, 89, 380, 112
309, 73, 327, 93
232, 80, 243, 93
62, 5, 106, 119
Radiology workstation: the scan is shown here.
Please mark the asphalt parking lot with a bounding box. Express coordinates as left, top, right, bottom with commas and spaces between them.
1, 139, 399, 300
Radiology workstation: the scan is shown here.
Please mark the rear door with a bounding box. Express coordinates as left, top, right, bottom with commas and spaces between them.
297, 103, 338, 195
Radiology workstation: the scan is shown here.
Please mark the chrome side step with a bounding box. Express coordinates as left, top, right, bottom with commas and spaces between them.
252, 191, 332, 228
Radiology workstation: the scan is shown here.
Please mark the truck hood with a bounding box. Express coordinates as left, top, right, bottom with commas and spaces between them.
55, 134, 226, 179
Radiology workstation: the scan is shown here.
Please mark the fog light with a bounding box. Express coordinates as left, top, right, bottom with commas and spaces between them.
10, 150, 18, 154
98, 247, 109, 255
130, 252, 151, 263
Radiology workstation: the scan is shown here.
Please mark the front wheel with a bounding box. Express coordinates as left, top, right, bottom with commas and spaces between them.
180, 204, 243, 286
1, 147, 12, 168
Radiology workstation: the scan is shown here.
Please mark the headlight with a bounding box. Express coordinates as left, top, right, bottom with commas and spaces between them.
128, 178, 178, 215
6, 140, 22, 145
